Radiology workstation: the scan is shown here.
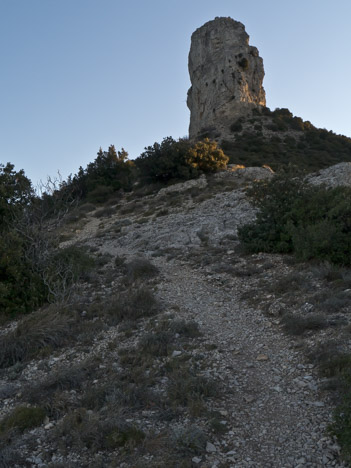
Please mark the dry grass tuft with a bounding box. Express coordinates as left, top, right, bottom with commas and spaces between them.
0, 304, 79, 368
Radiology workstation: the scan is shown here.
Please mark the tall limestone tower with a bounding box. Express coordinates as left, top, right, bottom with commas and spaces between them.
187, 17, 266, 140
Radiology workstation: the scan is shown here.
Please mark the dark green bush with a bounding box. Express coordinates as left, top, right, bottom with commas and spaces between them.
0, 162, 34, 229
0, 230, 47, 317
135, 137, 228, 184
0, 164, 48, 318
238, 172, 351, 265
64, 146, 134, 202
135, 137, 197, 183
238, 171, 310, 254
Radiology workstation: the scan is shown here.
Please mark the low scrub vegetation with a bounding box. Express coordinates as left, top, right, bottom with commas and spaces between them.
125, 257, 159, 283
173, 425, 207, 456
310, 346, 351, 462
0, 304, 80, 368
56, 408, 145, 453
238, 170, 351, 265
104, 286, 160, 324
330, 389, 351, 463
224, 108, 351, 171
281, 313, 328, 335
135, 137, 228, 184
0, 406, 46, 434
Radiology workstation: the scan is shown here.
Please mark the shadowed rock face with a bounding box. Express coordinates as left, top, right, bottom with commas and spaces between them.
187, 17, 266, 140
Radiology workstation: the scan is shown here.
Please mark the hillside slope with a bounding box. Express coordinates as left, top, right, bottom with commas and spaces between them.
0, 167, 350, 467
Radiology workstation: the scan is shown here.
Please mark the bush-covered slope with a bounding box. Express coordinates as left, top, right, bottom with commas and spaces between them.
222, 108, 351, 171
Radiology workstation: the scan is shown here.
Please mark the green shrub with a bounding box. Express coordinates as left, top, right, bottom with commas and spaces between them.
0, 236, 95, 319
105, 425, 145, 449
167, 368, 216, 407
238, 170, 309, 254
135, 137, 197, 183
325, 356, 351, 461
173, 425, 206, 455
289, 187, 351, 264
0, 164, 48, 318
135, 137, 228, 184
238, 171, 351, 265
140, 331, 173, 357
281, 313, 328, 335
66, 146, 134, 201
0, 162, 34, 229
125, 258, 159, 283
105, 287, 160, 324
87, 185, 114, 203
186, 138, 229, 173
0, 230, 47, 318
26, 361, 95, 409
94, 207, 115, 218
41, 245, 96, 302
0, 406, 46, 433
57, 409, 145, 452
330, 388, 351, 462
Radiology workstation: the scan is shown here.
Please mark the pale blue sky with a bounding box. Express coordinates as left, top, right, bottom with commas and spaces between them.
1, 0, 350, 185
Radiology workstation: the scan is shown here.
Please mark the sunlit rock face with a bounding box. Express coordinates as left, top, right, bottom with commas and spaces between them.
187, 17, 266, 140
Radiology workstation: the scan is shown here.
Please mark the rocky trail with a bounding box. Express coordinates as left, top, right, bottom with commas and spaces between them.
150, 257, 344, 467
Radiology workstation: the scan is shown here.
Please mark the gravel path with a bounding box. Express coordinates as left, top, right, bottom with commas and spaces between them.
151, 258, 345, 467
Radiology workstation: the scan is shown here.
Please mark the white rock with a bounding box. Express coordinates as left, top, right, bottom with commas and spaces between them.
272, 386, 282, 392
206, 441, 217, 453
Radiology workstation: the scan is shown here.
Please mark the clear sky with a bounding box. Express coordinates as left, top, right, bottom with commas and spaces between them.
1, 0, 351, 186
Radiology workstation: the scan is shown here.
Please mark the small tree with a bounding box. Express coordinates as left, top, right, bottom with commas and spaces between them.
0, 163, 47, 316
65, 146, 135, 201
0, 162, 34, 230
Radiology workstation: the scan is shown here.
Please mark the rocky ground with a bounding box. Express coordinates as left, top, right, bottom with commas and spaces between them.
1, 166, 350, 467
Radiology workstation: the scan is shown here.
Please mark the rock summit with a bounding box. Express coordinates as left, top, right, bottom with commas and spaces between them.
187, 17, 266, 140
